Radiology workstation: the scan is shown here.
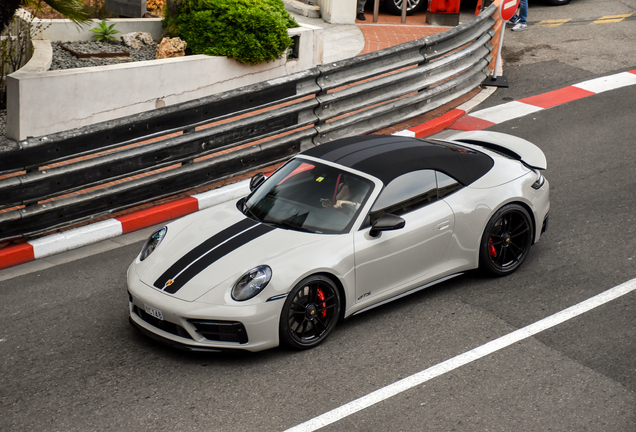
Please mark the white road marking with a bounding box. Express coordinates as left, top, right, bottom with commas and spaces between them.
573, 71, 636, 94
285, 278, 636, 432
468, 101, 543, 124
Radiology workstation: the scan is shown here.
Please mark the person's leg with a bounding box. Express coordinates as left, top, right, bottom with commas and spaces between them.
512, 0, 528, 30
508, 5, 519, 24
517, 0, 527, 25
357, 0, 366, 20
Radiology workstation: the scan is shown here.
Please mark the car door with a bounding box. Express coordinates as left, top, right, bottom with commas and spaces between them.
352, 170, 455, 303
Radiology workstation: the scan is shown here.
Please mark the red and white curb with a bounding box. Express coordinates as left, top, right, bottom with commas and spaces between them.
396, 69, 636, 137
2, 69, 636, 271
0, 180, 250, 270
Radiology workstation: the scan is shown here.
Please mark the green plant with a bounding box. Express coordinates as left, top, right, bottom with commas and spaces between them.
166, 0, 299, 65
90, 20, 120, 43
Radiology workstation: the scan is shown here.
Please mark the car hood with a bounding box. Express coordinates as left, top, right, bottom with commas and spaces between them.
134, 200, 327, 302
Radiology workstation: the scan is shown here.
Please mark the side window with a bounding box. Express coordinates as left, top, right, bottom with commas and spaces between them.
436, 172, 463, 199
370, 170, 437, 219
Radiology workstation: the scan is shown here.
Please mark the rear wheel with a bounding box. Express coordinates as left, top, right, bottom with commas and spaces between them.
384, 0, 425, 16
279, 275, 341, 349
480, 204, 533, 276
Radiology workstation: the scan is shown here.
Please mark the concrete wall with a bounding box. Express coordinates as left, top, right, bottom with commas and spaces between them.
316, 0, 357, 24
7, 23, 323, 141
283, 0, 356, 24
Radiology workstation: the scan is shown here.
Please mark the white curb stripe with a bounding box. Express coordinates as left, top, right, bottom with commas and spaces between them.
30, 219, 123, 259
573, 71, 636, 94
392, 129, 416, 137
194, 179, 250, 210
468, 101, 544, 124
444, 70, 636, 132
285, 278, 636, 432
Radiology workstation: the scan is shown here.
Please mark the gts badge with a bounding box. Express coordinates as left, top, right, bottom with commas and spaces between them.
357, 291, 371, 301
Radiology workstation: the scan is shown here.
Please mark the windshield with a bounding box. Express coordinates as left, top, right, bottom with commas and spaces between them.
243, 159, 374, 234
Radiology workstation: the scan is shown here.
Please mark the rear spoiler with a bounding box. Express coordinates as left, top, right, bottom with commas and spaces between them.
446, 131, 547, 170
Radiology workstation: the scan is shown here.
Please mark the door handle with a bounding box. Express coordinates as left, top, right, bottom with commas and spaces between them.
436, 220, 450, 230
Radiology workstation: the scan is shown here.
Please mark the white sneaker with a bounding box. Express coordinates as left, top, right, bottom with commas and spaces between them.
512, 23, 527, 31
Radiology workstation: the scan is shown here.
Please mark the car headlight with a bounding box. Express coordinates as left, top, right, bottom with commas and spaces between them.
232, 265, 272, 301
139, 227, 167, 261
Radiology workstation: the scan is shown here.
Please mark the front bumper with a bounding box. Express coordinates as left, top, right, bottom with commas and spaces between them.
127, 266, 284, 352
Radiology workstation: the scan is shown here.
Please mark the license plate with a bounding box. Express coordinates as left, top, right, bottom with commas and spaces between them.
144, 303, 164, 321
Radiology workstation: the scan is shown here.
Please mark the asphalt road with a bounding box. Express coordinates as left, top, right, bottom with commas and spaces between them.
1, 0, 635, 430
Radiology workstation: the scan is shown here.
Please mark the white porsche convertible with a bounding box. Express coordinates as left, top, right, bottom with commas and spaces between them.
127, 131, 549, 352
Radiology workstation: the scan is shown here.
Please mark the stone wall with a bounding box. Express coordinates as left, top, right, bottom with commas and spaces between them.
6, 21, 323, 141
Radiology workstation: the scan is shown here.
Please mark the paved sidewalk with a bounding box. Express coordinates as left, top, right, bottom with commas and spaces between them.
291, 6, 475, 61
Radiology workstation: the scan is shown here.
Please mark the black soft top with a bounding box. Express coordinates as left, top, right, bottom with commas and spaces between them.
301, 135, 494, 186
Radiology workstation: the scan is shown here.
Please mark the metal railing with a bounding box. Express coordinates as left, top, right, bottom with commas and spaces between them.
0, 3, 499, 242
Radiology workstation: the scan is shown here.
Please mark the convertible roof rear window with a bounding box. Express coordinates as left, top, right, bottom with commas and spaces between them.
302, 135, 494, 186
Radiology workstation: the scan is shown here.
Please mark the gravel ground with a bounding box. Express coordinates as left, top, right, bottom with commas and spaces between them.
50, 40, 157, 70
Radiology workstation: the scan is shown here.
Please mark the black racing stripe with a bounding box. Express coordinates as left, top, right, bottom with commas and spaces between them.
154, 218, 257, 289
164, 223, 274, 294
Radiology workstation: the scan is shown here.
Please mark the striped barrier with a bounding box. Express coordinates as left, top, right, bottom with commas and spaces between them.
2, 69, 635, 271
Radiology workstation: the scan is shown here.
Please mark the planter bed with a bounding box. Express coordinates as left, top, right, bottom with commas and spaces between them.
51, 41, 157, 70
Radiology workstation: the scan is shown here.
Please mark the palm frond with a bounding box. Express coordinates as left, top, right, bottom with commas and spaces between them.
22, 0, 92, 26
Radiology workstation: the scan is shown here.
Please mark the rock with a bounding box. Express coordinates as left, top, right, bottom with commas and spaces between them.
155, 37, 187, 59
121, 32, 154, 49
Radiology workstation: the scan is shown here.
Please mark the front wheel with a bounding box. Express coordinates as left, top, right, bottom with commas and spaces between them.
384, 0, 425, 16
279, 275, 341, 349
479, 204, 533, 276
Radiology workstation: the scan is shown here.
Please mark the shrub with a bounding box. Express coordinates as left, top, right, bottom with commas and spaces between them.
147, 0, 166, 16
90, 20, 120, 42
167, 0, 298, 65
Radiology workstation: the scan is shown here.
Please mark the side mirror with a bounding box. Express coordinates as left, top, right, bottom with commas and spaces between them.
369, 214, 405, 237
249, 173, 266, 192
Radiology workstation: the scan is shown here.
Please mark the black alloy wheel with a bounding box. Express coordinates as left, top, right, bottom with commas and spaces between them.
280, 275, 341, 349
480, 204, 533, 276
384, 0, 425, 16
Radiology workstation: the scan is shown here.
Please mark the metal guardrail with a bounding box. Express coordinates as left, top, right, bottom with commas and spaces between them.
0, 3, 499, 242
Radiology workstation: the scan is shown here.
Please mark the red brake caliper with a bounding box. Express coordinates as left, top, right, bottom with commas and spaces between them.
317, 288, 327, 319
488, 238, 497, 258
